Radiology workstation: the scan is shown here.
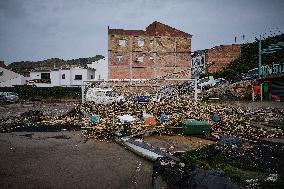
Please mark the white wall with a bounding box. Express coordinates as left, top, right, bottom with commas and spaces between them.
87, 57, 108, 80
0, 76, 26, 87
70, 67, 88, 86
0, 67, 22, 82
29, 71, 50, 80
28, 67, 96, 87
0, 67, 26, 87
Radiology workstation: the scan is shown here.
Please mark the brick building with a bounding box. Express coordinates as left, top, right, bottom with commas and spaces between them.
205, 44, 241, 73
108, 21, 192, 79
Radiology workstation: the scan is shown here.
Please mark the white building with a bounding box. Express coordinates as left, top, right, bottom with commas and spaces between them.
28, 67, 96, 87
0, 67, 27, 87
87, 57, 108, 80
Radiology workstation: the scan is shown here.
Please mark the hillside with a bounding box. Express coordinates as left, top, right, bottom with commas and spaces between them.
210, 34, 284, 80
7, 55, 105, 76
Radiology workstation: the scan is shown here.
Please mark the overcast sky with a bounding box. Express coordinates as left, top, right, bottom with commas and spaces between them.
0, 0, 284, 64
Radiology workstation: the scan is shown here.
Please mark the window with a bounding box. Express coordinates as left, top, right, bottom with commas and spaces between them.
138, 39, 144, 47
118, 39, 126, 47
91, 75, 94, 79
117, 55, 123, 61
62, 74, 65, 79
74, 75, 82, 80
41, 73, 50, 80
137, 55, 144, 62
0, 71, 3, 76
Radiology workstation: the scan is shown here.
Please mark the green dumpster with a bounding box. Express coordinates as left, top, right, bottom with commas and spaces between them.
182, 119, 211, 135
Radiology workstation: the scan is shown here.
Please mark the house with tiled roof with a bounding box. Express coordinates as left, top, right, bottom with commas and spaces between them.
108, 21, 192, 79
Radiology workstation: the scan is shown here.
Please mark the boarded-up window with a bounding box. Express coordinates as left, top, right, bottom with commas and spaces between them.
118, 39, 126, 46
74, 75, 82, 80
138, 39, 144, 47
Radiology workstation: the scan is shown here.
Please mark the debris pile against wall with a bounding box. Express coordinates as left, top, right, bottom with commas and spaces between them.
76, 97, 283, 140
1, 96, 283, 140
202, 80, 252, 100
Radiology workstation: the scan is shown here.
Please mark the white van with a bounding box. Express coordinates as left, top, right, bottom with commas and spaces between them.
85, 87, 124, 104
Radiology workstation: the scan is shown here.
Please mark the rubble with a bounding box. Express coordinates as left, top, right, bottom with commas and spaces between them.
79, 95, 283, 141
179, 139, 284, 188
153, 157, 240, 189
1, 95, 283, 141
202, 80, 252, 100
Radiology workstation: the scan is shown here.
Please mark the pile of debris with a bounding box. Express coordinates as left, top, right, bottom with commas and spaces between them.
0, 108, 81, 132
1, 95, 283, 141
202, 80, 252, 100
79, 96, 283, 141
153, 137, 284, 189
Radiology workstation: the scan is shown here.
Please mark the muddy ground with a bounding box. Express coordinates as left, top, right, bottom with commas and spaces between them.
0, 131, 214, 189
0, 100, 283, 188
0, 131, 153, 189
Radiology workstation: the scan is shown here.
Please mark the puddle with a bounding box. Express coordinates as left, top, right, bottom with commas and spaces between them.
49, 135, 71, 139
20, 133, 34, 138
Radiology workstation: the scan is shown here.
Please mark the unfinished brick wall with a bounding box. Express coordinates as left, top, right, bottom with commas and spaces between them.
108, 21, 192, 80
205, 44, 241, 73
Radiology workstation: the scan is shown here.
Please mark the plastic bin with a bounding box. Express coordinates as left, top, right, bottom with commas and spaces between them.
182, 119, 211, 135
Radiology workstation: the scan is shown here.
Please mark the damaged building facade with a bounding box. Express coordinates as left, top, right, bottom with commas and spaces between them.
191, 44, 241, 77
108, 21, 192, 79
205, 44, 241, 73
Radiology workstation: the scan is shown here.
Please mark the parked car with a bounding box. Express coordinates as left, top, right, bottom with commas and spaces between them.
0, 92, 19, 103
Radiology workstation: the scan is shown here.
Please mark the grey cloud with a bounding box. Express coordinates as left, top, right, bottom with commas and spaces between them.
0, 0, 284, 63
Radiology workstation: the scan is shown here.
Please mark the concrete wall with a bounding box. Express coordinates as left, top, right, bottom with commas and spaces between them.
0, 67, 26, 87
87, 57, 108, 80
30, 71, 50, 80
30, 67, 96, 87
51, 69, 72, 86
0, 76, 26, 87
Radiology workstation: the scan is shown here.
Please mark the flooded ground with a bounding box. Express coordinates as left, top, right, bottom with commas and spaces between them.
144, 135, 215, 152
0, 131, 153, 189
0, 100, 283, 188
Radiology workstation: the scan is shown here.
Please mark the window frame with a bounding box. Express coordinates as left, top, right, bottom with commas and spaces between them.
74, 75, 82, 80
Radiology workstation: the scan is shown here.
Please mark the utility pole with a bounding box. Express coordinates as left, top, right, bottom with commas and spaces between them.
258, 35, 262, 79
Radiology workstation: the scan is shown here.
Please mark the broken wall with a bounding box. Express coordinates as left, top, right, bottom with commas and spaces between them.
108, 33, 191, 80
205, 44, 241, 73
